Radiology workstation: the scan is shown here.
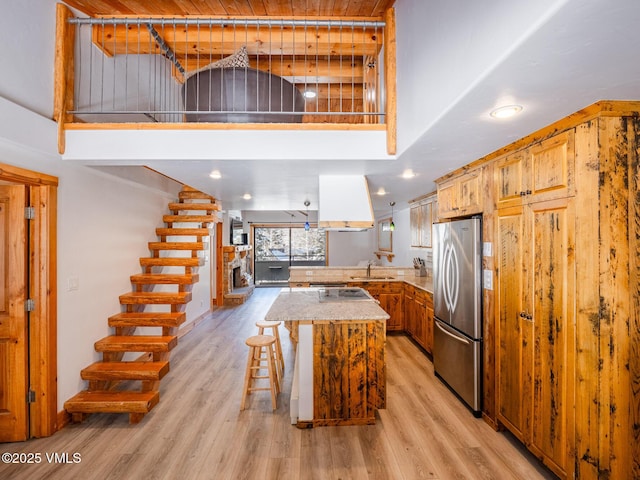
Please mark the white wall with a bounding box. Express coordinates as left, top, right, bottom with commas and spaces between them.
0, 0, 56, 118
0, 99, 211, 411
374, 205, 431, 270
327, 230, 376, 266
394, 0, 568, 156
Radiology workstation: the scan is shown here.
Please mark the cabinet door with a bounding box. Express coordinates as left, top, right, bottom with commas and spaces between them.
420, 202, 433, 247
496, 150, 527, 209
379, 292, 404, 331
528, 130, 575, 203
404, 287, 416, 337
425, 294, 434, 354
437, 168, 483, 218
414, 292, 427, 349
458, 169, 483, 214
496, 205, 531, 441
528, 198, 575, 478
437, 180, 458, 218
410, 204, 422, 247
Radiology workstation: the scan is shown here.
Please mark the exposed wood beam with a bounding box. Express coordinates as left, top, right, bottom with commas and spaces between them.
91, 23, 383, 58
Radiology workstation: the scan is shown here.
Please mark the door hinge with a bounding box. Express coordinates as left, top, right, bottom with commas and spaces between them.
25, 299, 35, 312
27, 390, 36, 403
25, 206, 35, 220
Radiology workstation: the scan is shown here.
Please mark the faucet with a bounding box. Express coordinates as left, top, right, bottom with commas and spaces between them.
367, 263, 371, 278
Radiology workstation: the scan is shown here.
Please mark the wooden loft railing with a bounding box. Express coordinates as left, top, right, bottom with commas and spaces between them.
53, 4, 397, 156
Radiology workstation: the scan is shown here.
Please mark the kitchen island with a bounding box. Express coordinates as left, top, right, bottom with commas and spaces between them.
265, 287, 389, 428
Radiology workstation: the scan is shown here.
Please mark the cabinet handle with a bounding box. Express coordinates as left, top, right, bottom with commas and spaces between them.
519, 311, 527, 318
519, 191, 526, 197
525, 313, 533, 321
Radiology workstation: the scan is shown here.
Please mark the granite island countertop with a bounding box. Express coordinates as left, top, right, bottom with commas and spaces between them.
265, 288, 390, 322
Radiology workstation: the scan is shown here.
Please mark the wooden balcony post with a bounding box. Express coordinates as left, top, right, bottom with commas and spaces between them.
384, 8, 397, 155
54, 3, 75, 154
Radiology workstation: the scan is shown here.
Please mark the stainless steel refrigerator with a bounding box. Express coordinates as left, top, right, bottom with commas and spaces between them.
432, 217, 482, 415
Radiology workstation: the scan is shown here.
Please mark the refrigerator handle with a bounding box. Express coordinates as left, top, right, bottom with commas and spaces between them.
435, 320, 471, 345
449, 244, 460, 312
443, 244, 452, 312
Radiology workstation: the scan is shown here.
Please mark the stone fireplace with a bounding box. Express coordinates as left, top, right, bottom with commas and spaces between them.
222, 245, 254, 305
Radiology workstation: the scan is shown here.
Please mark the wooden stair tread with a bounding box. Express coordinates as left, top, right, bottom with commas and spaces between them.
163, 214, 218, 224
178, 191, 216, 201
148, 241, 206, 251
95, 335, 178, 352
81, 361, 170, 381
64, 390, 159, 414
119, 291, 192, 304
167, 203, 219, 212
156, 228, 212, 236
130, 273, 199, 285
139, 257, 204, 267
109, 312, 186, 328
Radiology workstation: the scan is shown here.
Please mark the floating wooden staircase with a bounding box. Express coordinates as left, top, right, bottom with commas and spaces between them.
64, 186, 220, 423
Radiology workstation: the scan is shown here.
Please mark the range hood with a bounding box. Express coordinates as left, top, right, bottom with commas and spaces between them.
318, 175, 374, 230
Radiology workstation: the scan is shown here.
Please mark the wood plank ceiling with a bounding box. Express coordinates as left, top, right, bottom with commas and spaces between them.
61, 0, 396, 18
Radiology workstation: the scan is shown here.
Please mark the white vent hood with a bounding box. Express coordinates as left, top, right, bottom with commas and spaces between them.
318, 175, 375, 230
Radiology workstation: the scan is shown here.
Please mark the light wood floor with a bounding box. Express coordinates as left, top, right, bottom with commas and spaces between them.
0, 288, 556, 479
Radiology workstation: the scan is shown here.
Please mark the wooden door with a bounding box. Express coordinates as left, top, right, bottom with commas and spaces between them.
528, 197, 575, 479
0, 184, 29, 442
496, 205, 531, 441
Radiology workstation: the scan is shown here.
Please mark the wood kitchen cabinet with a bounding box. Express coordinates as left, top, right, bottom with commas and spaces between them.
403, 284, 433, 353
496, 131, 577, 478
496, 198, 575, 478
495, 130, 575, 209
437, 167, 483, 218
436, 102, 640, 480
409, 192, 436, 248
349, 281, 404, 331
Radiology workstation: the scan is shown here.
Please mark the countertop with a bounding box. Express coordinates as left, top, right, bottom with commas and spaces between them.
265, 288, 390, 322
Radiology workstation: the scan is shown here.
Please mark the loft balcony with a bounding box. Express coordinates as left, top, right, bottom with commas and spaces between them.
54, 4, 397, 161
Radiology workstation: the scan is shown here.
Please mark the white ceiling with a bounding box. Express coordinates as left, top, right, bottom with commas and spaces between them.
63, 0, 640, 215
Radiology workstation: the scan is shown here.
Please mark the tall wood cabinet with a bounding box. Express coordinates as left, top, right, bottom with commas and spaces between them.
435, 102, 640, 480
495, 132, 576, 478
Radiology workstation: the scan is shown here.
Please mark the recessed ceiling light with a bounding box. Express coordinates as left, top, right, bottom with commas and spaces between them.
243, 193, 252, 200
209, 170, 222, 179
303, 90, 317, 99
490, 104, 523, 119
376, 187, 387, 196
401, 169, 416, 179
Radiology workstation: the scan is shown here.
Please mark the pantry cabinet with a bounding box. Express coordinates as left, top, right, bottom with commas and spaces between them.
496, 198, 576, 477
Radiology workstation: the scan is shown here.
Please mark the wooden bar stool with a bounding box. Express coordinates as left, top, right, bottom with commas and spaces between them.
240, 334, 278, 411
256, 320, 284, 388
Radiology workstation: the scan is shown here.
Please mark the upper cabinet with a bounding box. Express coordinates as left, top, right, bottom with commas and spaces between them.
409, 192, 437, 248
437, 167, 484, 218
496, 130, 575, 209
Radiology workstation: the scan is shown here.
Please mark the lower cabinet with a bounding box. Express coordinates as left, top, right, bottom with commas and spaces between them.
349, 282, 404, 331
404, 284, 434, 353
